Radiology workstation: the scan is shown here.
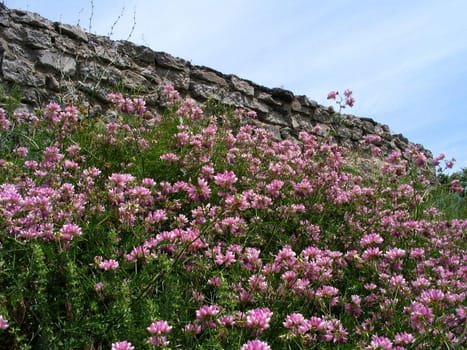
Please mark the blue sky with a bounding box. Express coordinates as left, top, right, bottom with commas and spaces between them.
5, 0, 467, 172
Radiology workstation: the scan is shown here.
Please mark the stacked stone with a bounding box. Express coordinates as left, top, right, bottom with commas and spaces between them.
0, 4, 430, 159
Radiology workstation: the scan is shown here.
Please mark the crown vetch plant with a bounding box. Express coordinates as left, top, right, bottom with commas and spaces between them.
327, 89, 355, 113
0, 84, 465, 349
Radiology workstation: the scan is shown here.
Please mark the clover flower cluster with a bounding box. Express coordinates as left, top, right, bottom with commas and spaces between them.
0, 315, 8, 330
111, 341, 134, 350
327, 88, 355, 112
147, 320, 172, 346
107, 93, 147, 116
0, 85, 465, 349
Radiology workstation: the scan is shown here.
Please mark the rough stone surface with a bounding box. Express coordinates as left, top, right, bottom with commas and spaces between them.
55, 22, 88, 42
221, 91, 247, 107
116, 41, 155, 66
231, 75, 254, 96
2, 58, 45, 86
258, 92, 282, 107
156, 67, 190, 91
22, 27, 52, 48
192, 67, 229, 87
190, 83, 226, 100
0, 4, 432, 160
38, 51, 76, 76
154, 51, 189, 71
271, 88, 294, 103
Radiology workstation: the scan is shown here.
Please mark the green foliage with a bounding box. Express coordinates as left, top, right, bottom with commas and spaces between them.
202, 97, 236, 118
0, 87, 465, 349
0, 83, 23, 114
431, 168, 467, 219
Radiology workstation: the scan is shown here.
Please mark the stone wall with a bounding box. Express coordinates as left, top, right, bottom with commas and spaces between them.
0, 4, 429, 158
